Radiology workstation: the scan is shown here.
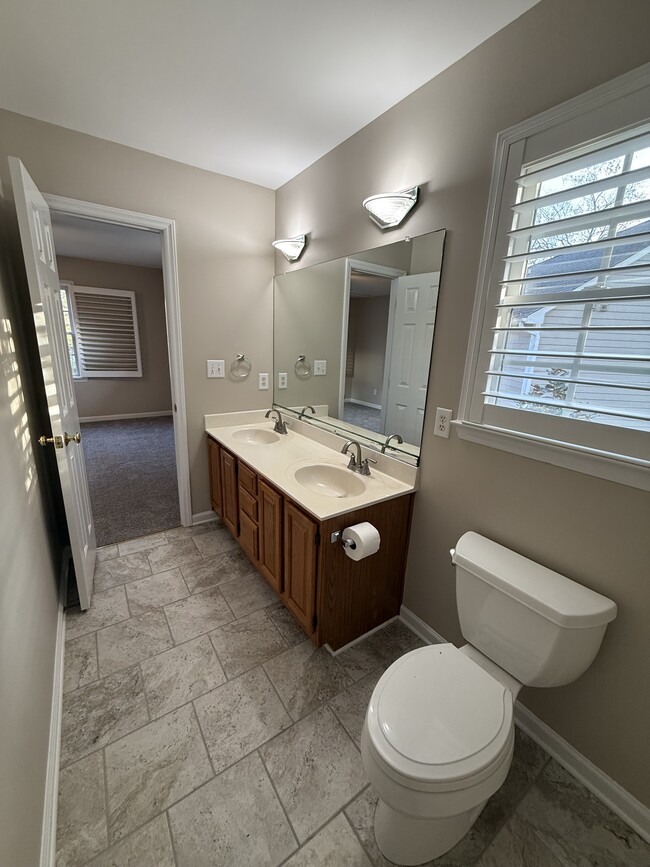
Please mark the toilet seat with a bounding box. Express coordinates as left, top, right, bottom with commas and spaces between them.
366, 644, 514, 792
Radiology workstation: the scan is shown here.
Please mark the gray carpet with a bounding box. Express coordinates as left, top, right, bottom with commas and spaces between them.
343, 401, 382, 433
80, 417, 180, 547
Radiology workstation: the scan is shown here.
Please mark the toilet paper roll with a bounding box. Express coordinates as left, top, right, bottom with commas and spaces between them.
342, 522, 381, 561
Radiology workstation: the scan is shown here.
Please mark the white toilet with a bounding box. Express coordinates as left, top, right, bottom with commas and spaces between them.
361, 531, 617, 866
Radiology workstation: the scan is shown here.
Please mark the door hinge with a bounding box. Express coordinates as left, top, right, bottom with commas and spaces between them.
315, 532, 321, 547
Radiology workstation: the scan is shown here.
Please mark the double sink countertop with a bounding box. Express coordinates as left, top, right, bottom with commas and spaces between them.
205, 410, 419, 521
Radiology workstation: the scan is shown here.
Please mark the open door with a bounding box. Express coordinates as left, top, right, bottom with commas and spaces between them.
10, 157, 96, 609
382, 271, 440, 445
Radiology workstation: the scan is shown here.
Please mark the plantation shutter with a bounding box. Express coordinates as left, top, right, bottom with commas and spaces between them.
484, 127, 650, 434
70, 285, 142, 378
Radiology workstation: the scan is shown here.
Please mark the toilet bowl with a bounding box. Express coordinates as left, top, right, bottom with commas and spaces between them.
361, 532, 617, 866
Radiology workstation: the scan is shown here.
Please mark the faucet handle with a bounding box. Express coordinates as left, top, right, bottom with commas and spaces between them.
360, 457, 377, 476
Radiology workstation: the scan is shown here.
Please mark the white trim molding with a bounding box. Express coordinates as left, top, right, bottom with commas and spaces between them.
192, 510, 218, 526
40, 550, 69, 867
44, 194, 192, 526
399, 605, 650, 843
79, 411, 173, 423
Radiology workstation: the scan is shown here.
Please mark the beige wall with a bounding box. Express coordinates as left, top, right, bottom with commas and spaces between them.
0, 190, 61, 865
0, 111, 275, 516
57, 257, 172, 419
275, 0, 650, 806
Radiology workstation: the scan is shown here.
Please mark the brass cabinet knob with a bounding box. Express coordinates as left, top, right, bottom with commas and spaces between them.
64, 431, 81, 446
38, 435, 64, 449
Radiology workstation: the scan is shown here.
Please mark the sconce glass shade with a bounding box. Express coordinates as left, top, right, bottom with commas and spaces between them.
272, 234, 307, 262
362, 186, 419, 229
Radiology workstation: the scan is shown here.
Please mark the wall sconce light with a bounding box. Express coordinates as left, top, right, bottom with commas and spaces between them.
272, 234, 307, 262
362, 186, 419, 229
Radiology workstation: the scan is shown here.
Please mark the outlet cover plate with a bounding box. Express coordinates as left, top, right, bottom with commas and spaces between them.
278, 372, 288, 389
434, 407, 452, 438
259, 373, 269, 390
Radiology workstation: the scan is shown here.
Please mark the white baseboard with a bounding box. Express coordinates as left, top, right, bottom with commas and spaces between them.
40, 549, 70, 867
79, 410, 173, 423
399, 605, 650, 843
324, 616, 399, 657
345, 398, 382, 410
192, 510, 218, 526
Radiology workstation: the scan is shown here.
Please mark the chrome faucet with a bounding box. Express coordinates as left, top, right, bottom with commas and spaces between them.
299, 405, 316, 420
265, 408, 288, 434
381, 433, 404, 454
341, 439, 377, 476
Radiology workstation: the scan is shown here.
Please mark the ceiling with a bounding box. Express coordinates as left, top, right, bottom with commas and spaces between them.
51, 213, 162, 269
0, 1, 540, 190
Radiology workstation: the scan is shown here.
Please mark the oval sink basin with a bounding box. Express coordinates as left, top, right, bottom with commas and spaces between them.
294, 464, 366, 498
232, 428, 280, 445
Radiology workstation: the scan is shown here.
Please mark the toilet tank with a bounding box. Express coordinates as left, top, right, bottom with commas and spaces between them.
451, 533, 617, 688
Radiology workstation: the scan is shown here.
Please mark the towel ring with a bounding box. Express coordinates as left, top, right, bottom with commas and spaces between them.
230, 353, 252, 379
294, 354, 311, 378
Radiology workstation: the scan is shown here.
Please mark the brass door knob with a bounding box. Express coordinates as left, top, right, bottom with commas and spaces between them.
38, 435, 64, 449
64, 431, 81, 445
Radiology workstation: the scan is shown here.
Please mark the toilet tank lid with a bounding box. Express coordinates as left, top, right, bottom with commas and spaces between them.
451, 532, 617, 628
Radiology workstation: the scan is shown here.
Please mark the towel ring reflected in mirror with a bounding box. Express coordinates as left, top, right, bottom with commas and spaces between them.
294, 355, 312, 378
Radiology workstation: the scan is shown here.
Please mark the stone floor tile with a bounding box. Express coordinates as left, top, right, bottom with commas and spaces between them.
63, 633, 98, 694
510, 759, 650, 866
56, 752, 107, 866
284, 813, 373, 867
66, 586, 130, 641
336, 619, 423, 681
219, 571, 279, 619
140, 635, 226, 719
125, 567, 190, 616
87, 814, 175, 867
118, 532, 168, 557
164, 586, 234, 644
168, 752, 297, 867
260, 705, 366, 842
105, 703, 212, 842
209, 609, 287, 678
266, 601, 307, 646
97, 609, 173, 677
96, 544, 119, 563
165, 522, 218, 543
147, 538, 203, 574
329, 669, 382, 748
345, 786, 391, 867
194, 667, 292, 773
60, 666, 148, 768
476, 812, 564, 867
264, 639, 352, 721
94, 553, 152, 592
180, 550, 249, 595
192, 526, 240, 559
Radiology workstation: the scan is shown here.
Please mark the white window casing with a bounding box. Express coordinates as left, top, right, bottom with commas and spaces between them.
457, 63, 650, 492
69, 284, 142, 378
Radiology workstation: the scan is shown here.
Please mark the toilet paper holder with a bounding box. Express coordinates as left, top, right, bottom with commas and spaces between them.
330, 530, 356, 550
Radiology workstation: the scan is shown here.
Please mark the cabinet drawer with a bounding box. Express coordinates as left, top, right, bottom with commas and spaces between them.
239, 511, 259, 562
238, 462, 257, 496
239, 486, 258, 522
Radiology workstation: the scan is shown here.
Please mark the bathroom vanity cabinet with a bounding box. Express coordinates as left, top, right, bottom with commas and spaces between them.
208, 436, 414, 650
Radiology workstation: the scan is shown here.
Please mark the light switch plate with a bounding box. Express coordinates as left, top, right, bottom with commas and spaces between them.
259, 372, 269, 390
207, 360, 225, 378
434, 407, 452, 438
314, 360, 327, 376
278, 372, 288, 389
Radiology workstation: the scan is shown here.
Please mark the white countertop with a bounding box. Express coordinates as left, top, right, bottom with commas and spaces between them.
205, 410, 418, 521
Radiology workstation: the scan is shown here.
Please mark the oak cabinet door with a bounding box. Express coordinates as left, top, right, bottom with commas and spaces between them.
208, 437, 222, 517
220, 448, 239, 537
259, 480, 283, 594
283, 500, 318, 635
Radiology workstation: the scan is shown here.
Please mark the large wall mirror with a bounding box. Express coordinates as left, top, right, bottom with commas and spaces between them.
273, 229, 446, 464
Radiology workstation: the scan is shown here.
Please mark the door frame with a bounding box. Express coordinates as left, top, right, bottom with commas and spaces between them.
44, 194, 192, 527
339, 258, 405, 419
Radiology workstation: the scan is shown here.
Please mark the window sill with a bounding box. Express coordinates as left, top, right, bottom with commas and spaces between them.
453, 420, 650, 492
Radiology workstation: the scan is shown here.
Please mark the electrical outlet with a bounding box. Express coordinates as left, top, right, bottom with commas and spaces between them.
207, 360, 225, 378
258, 372, 269, 390
434, 407, 452, 438
278, 372, 288, 389
314, 360, 327, 376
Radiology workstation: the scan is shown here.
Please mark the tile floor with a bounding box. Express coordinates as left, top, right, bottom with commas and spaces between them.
57, 523, 650, 866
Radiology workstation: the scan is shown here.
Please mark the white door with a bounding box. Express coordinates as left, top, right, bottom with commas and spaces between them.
382, 271, 440, 445
10, 158, 96, 609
